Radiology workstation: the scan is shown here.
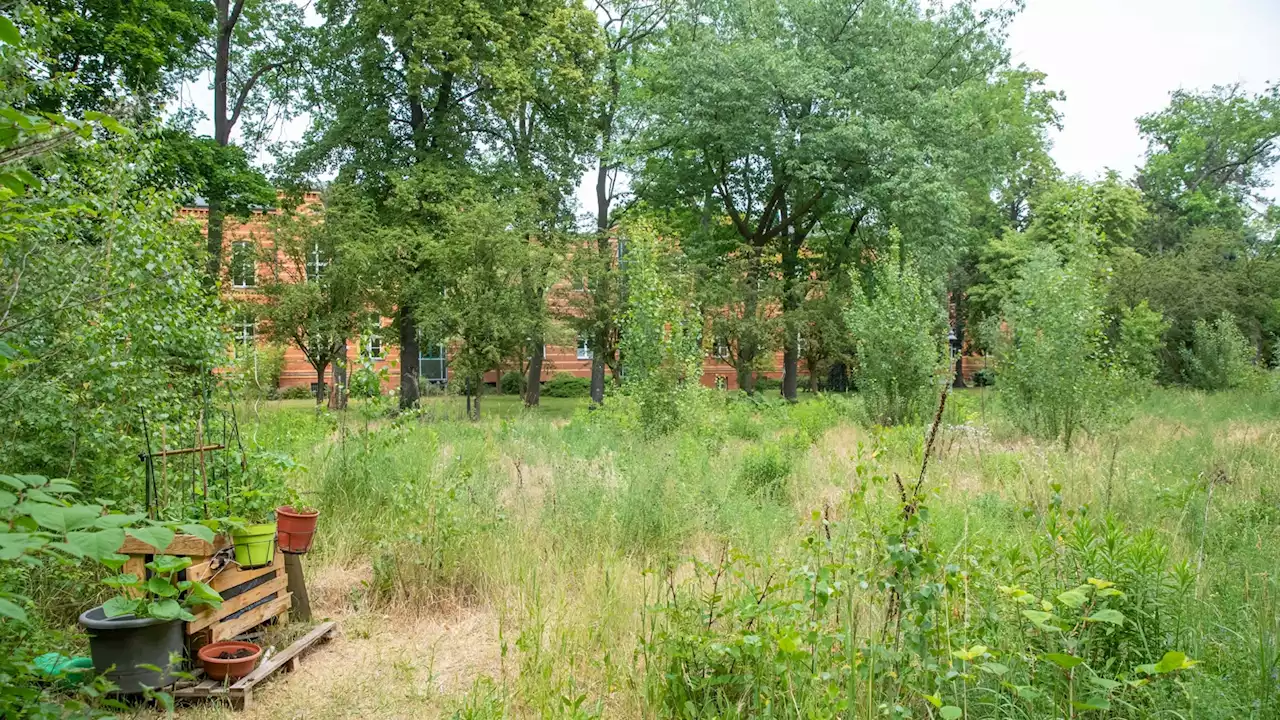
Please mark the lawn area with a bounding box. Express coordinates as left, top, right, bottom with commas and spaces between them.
165, 386, 1280, 719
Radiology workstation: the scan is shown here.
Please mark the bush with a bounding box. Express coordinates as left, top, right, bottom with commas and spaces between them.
737, 442, 791, 499
971, 367, 996, 387
544, 372, 590, 398
280, 385, 314, 400
1181, 313, 1255, 390
844, 246, 947, 425
995, 245, 1148, 448
499, 370, 526, 396
754, 376, 781, 392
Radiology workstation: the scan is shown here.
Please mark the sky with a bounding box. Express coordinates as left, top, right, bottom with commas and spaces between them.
1005, 0, 1280, 185
178, 0, 1280, 210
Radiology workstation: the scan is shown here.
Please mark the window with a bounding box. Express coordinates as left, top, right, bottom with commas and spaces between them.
230, 241, 255, 288
576, 335, 592, 360
419, 341, 447, 383
234, 314, 256, 345
713, 335, 730, 360
364, 315, 384, 359
306, 239, 328, 280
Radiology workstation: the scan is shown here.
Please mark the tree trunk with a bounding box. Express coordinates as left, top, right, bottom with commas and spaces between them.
590, 352, 605, 405
328, 340, 348, 410
525, 338, 544, 407
398, 303, 420, 409
313, 362, 328, 406
208, 0, 233, 282
782, 340, 798, 401
205, 199, 225, 283
952, 291, 967, 388
737, 365, 755, 395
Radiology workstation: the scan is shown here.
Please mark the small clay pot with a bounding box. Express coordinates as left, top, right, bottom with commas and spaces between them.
197, 641, 262, 681
276, 505, 320, 553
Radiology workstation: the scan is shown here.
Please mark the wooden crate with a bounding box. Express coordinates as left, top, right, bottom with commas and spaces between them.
117, 534, 290, 642
172, 621, 337, 710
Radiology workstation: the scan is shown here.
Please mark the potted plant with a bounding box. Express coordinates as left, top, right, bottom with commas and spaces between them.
227, 451, 301, 567
197, 640, 263, 681
78, 554, 223, 693
276, 487, 319, 554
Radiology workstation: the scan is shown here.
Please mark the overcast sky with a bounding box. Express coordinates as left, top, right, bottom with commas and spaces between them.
180, 0, 1280, 211
1006, 0, 1280, 185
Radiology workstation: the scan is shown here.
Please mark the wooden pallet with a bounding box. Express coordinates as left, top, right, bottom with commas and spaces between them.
172, 621, 337, 710
118, 533, 292, 643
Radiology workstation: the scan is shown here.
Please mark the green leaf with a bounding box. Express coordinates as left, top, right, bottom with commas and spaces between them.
0, 596, 27, 623
1020, 609, 1060, 631
127, 526, 175, 553
147, 599, 183, 620
1085, 609, 1125, 626
29, 503, 100, 533
950, 644, 988, 661
146, 576, 179, 598
0, 17, 20, 46
1139, 651, 1199, 675
1043, 653, 1085, 670
95, 513, 146, 529
99, 552, 131, 571
940, 706, 963, 720
1088, 676, 1121, 691
11, 168, 40, 189
0, 490, 15, 508
1071, 697, 1111, 711
65, 528, 125, 560
0, 475, 22, 491
145, 554, 191, 574
177, 523, 215, 543
103, 596, 139, 618
1056, 588, 1089, 608
979, 662, 1009, 676
186, 580, 223, 607
102, 573, 139, 588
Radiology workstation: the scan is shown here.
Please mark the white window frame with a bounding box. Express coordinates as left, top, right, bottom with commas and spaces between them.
576, 335, 593, 360
231, 241, 255, 288
306, 239, 328, 281
234, 317, 256, 345
713, 336, 730, 360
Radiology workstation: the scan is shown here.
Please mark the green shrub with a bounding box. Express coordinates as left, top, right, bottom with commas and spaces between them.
499, 370, 526, 396
995, 245, 1148, 448
280, 385, 314, 400
544, 372, 590, 398
737, 443, 791, 499
971, 367, 996, 387
754, 376, 781, 392
1181, 313, 1255, 390
844, 245, 947, 425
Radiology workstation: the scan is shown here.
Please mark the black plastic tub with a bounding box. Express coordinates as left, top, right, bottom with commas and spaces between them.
78, 606, 184, 693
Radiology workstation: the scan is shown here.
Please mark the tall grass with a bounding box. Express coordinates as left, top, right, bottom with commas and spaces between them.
251, 387, 1280, 718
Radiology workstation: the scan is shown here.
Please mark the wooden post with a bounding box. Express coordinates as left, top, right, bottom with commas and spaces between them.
282, 552, 312, 622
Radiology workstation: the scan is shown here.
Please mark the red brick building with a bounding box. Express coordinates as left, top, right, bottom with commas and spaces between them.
184, 196, 785, 395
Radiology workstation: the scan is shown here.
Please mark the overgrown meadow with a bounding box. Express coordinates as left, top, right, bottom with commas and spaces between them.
193, 386, 1280, 719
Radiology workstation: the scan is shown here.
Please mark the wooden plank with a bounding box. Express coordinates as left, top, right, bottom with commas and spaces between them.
122, 556, 146, 599
118, 533, 226, 556
187, 574, 288, 634
232, 621, 336, 692
191, 551, 282, 590
211, 593, 291, 643
283, 552, 312, 621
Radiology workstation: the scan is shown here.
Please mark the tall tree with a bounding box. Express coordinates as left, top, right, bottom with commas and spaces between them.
299, 0, 593, 408
1137, 83, 1280, 252
201, 0, 305, 282
638, 0, 1028, 401
256, 190, 376, 406
581, 0, 667, 405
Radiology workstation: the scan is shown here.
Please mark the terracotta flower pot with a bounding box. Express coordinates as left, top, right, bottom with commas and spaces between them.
197, 641, 262, 681
276, 505, 320, 553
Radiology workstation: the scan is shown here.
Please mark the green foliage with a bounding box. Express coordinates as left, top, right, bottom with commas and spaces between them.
618, 220, 704, 436
279, 385, 313, 400
542, 372, 588, 398
736, 443, 791, 500
845, 248, 947, 425
1137, 83, 1280, 250
1114, 300, 1169, 382
994, 245, 1147, 447
498, 371, 526, 396
1181, 313, 1257, 390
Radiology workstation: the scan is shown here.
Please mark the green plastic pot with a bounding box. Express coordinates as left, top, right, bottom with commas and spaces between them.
231, 523, 277, 568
